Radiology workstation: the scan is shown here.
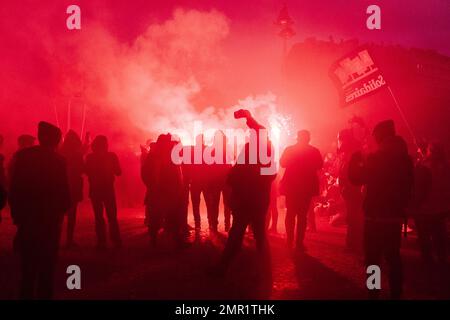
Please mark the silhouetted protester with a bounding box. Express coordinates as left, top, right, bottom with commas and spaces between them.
0, 180, 6, 212
145, 134, 186, 248
141, 141, 157, 228
60, 130, 84, 248
214, 110, 276, 276
180, 146, 193, 234
140, 139, 153, 166
338, 129, 364, 252
165, 136, 189, 247
266, 174, 279, 233
7, 134, 36, 178
140, 138, 153, 226
280, 130, 323, 252
85, 135, 122, 250
0, 148, 6, 216
190, 134, 209, 231
349, 120, 414, 299
414, 142, 449, 264
0, 134, 5, 223
205, 131, 233, 232
6, 134, 37, 250
81, 131, 91, 155
8, 122, 71, 299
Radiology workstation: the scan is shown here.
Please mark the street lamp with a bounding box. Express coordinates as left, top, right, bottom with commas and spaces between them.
275, 4, 296, 57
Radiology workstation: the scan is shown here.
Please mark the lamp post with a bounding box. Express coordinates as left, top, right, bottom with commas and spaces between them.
274, 3, 296, 123
274, 4, 295, 59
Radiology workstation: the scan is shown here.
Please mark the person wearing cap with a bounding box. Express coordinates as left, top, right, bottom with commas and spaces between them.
280, 129, 323, 252
349, 119, 414, 299
8, 121, 71, 299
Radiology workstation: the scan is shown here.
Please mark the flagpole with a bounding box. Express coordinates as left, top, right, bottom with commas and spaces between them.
387, 85, 417, 147
52, 100, 60, 128
67, 97, 72, 132
81, 102, 86, 139
387, 85, 415, 238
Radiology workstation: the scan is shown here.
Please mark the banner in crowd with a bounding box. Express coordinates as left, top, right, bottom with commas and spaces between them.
330, 47, 387, 107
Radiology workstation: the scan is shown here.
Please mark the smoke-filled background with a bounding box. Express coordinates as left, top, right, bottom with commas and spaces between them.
1, 1, 449, 201
1, 1, 290, 150
2, 0, 449, 144
2, 2, 450, 302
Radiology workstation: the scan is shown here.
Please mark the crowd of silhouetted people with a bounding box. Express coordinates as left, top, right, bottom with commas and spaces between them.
0, 110, 448, 300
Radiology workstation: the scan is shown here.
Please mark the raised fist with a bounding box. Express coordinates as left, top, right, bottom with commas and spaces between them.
234, 109, 252, 120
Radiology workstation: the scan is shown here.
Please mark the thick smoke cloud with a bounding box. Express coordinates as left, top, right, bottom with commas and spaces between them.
1, 4, 288, 152
73, 9, 230, 138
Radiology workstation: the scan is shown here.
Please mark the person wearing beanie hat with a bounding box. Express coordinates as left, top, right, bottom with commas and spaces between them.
8, 121, 70, 299
37, 121, 62, 148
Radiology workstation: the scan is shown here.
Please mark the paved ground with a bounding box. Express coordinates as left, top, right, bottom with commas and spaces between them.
0, 202, 449, 300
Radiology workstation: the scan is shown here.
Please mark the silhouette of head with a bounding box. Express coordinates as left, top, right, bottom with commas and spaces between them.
63, 130, 82, 151
38, 121, 62, 149
156, 133, 171, 145
297, 130, 311, 146
155, 134, 176, 157
91, 135, 108, 153
17, 134, 36, 150
372, 120, 395, 145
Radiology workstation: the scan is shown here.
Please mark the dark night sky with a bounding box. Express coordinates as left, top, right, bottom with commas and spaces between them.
82, 0, 450, 55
